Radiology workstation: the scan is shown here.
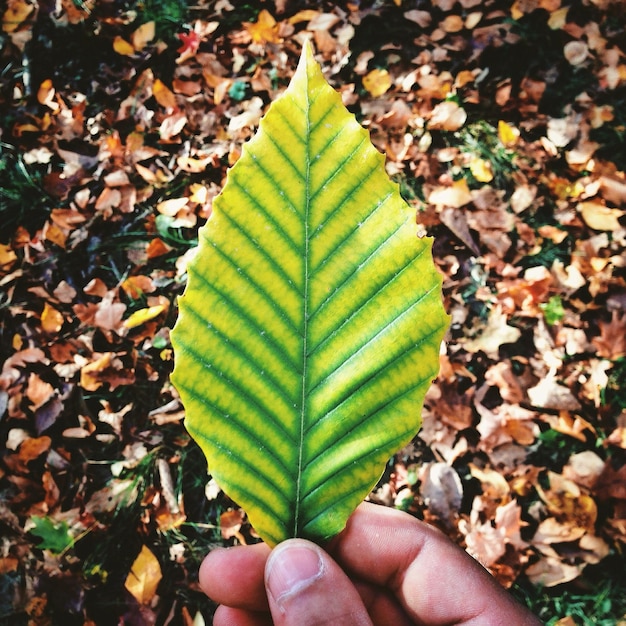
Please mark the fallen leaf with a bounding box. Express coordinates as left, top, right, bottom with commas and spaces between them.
541, 412, 596, 442
2, 0, 35, 33
564, 40, 588, 65
41, 302, 64, 334
113, 35, 135, 56
592, 311, 626, 359
131, 21, 155, 51
153, 79, 177, 110
220, 509, 246, 544
427, 178, 472, 208
26, 374, 54, 410
362, 69, 392, 97
123, 305, 165, 329
468, 156, 493, 182
80, 353, 113, 392
124, 545, 162, 605
428, 100, 467, 131
244, 9, 281, 44
464, 306, 522, 357
18, 436, 52, 462
528, 375, 582, 412
579, 201, 625, 231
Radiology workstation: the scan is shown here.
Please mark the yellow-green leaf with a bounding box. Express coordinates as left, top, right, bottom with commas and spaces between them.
170, 43, 449, 546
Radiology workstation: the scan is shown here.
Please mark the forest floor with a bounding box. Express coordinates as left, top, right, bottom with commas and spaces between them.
1, 1, 626, 624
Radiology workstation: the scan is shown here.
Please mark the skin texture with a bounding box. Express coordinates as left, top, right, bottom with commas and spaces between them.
199, 502, 543, 626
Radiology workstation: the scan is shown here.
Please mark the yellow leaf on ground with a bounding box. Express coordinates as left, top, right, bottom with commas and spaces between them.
153, 79, 177, 110
469, 156, 494, 182
363, 69, 392, 97
131, 20, 155, 51
0, 243, 17, 267
498, 120, 520, 146
124, 545, 162, 605
123, 305, 165, 329
2, 0, 35, 34
113, 35, 135, 56
41, 302, 64, 333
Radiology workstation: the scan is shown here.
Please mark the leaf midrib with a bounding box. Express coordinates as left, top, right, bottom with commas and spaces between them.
294, 58, 313, 538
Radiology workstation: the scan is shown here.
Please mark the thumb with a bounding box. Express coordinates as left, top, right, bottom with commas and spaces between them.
265, 539, 373, 626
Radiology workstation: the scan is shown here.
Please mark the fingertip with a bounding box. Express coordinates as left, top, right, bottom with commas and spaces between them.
264, 539, 372, 626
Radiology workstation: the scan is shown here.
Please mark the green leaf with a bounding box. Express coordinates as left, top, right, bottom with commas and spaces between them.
29, 515, 74, 554
170, 42, 449, 546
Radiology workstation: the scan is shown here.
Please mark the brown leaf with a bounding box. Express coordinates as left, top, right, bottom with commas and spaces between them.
220, 509, 246, 543
592, 311, 626, 359
26, 374, 54, 410
17, 435, 52, 463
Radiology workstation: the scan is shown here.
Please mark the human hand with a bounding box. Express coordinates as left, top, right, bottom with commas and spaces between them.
200, 501, 542, 626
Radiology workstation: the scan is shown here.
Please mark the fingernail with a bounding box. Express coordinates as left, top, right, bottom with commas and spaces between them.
266, 543, 324, 605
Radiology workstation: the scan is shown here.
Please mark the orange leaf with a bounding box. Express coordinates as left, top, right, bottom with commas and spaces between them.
146, 238, 171, 259
41, 302, 64, 333
26, 373, 54, 410
113, 35, 135, 56
18, 436, 52, 463
124, 545, 162, 605
244, 9, 281, 44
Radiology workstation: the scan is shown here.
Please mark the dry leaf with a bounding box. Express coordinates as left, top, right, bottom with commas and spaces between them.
41, 302, 64, 333
464, 306, 522, 357
124, 545, 162, 605
131, 21, 155, 51
592, 311, 626, 359
3, 0, 35, 33
220, 509, 246, 543
429, 100, 467, 131
26, 373, 54, 410
153, 79, 177, 110
427, 178, 472, 209
113, 36, 135, 56
244, 9, 281, 44
578, 201, 625, 231
362, 69, 392, 97
564, 40, 588, 65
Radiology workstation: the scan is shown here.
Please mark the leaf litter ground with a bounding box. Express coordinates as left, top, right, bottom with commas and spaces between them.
1, 1, 625, 624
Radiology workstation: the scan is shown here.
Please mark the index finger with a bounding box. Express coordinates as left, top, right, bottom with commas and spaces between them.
329, 502, 541, 626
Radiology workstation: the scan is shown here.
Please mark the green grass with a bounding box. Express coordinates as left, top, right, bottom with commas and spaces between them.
513, 552, 626, 625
